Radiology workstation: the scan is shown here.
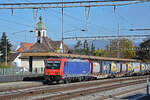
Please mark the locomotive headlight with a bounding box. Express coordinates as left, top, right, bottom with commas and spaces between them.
45, 72, 49, 75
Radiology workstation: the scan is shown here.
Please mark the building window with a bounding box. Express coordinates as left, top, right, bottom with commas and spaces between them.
38, 31, 41, 36
43, 31, 45, 36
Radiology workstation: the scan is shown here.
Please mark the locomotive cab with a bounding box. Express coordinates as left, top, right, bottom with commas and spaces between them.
44, 59, 64, 83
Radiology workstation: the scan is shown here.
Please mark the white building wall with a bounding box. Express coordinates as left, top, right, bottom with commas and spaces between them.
21, 58, 45, 73
32, 59, 45, 73
13, 54, 22, 67
21, 59, 29, 70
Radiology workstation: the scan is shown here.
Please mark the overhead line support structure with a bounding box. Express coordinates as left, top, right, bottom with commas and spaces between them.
0, 0, 147, 9
64, 35, 150, 40
130, 28, 150, 31
62, 0, 64, 53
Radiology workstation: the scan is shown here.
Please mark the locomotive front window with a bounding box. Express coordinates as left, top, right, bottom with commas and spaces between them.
46, 61, 61, 69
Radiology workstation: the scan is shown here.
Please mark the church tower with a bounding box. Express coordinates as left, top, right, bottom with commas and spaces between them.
35, 16, 46, 43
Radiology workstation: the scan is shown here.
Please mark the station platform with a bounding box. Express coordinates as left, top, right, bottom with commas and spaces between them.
0, 81, 43, 91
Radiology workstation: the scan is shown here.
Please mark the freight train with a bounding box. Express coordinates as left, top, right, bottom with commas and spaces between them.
44, 58, 150, 84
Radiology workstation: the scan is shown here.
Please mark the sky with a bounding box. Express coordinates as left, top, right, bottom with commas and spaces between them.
0, 0, 150, 48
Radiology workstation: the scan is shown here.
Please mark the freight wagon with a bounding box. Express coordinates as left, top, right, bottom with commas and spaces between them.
44, 58, 150, 84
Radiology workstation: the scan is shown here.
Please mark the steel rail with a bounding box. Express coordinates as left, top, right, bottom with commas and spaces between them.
96, 86, 146, 100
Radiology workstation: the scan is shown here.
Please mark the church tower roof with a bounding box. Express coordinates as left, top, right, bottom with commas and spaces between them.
36, 16, 46, 30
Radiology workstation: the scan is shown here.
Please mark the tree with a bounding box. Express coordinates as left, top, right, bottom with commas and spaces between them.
73, 40, 91, 55
0, 32, 12, 61
74, 40, 82, 50
83, 40, 88, 50
106, 38, 135, 58
136, 39, 150, 60
83, 40, 89, 55
91, 41, 95, 55
95, 49, 106, 57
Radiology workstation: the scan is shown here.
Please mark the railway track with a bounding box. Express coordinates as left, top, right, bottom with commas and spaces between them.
0, 75, 149, 100
0, 75, 147, 92
95, 85, 146, 100
35, 79, 146, 100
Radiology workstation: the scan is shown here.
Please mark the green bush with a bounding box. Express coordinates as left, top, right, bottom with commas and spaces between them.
0, 62, 12, 68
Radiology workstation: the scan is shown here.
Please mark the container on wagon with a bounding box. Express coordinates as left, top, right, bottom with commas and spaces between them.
145, 63, 148, 71
110, 62, 117, 74
117, 63, 126, 77
146, 63, 150, 71
127, 63, 134, 72
140, 63, 146, 72
92, 62, 101, 74
101, 61, 110, 74
121, 63, 127, 72
116, 63, 121, 73
133, 63, 140, 73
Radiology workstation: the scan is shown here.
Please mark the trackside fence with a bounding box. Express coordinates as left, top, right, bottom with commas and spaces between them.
0, 67, 43, 82
0, 67, 24, 75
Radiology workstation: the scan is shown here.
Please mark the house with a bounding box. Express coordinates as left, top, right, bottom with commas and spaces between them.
11, 43, 33, 67
17, 42, 34, 53
13, 16, 69, 73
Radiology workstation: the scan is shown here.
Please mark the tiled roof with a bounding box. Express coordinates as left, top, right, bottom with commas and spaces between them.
17, 42, 34, 52
51, 41, 69, 53
21, 42, 34, 51
17, 47, 24, 52
51, 41, 61, 49
26, 37, 53, 52
26, 37, 69, 53
17, 37, 69, 53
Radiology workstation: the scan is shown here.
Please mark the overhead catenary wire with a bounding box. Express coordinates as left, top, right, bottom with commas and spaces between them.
0, 1, 146, 9
64, 34, 150, 40
46, 8, 114, 35
0, 17, 32, 27
44, 9, 85, 32
0, 0, 149, 47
